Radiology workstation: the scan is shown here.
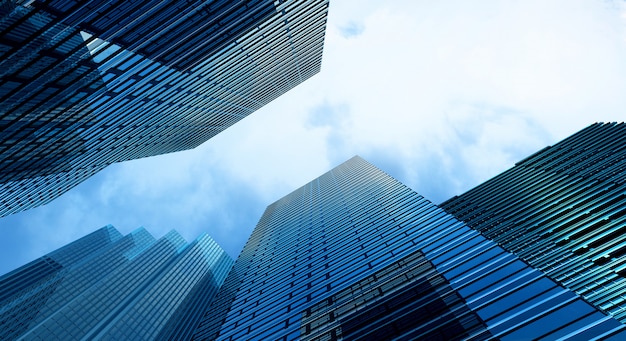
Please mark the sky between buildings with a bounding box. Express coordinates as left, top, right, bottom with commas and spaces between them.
2, 0, 626, 275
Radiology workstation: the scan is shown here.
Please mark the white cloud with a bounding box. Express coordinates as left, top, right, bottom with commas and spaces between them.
3, 0, 626, 274
312, 0, 626, 190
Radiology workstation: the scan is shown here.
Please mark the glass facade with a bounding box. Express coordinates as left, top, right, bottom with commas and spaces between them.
0, 225, 121, 320
4, 141, 626, 339
0, 226, 232, 340
0, 0, 329, 216
441, 122, 626, 324
192, 156, 626, 340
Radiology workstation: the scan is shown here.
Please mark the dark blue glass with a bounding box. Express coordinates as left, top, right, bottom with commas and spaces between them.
193, 156, 626, 340
442, 122, 626, 322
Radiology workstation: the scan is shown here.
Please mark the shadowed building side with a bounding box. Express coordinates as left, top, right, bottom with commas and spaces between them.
0, 0, 329, 216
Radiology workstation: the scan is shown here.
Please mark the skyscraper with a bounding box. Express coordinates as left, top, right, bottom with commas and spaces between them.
441, 122, 626, 324
0, 225, 232, 340
192, 156, 626, 340
0, 0, 329, 216
4, 138, 626, 339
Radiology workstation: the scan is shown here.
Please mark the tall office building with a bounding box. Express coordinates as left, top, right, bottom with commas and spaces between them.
0, 0, 329, 216
4, 138, 626, 340
0, 225, 232, 340
441, 122, 626, 324
192, 156, 626, 340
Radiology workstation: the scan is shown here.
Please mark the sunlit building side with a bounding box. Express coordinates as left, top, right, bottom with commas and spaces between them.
193, 156, 626, 340
442, 122, 626, 324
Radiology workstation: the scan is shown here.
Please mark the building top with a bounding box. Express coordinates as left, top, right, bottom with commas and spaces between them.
193, 155, 626, 340
0, 225, 233, 340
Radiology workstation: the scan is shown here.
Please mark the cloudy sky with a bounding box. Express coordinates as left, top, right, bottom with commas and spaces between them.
2, 0, 626, 275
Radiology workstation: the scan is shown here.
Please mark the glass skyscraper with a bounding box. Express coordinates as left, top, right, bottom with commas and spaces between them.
0, 0, 329, 216
4, 124, 626, 340
0, 225, 232, 340
441, 122, 626, 324
192, 156, 626, 340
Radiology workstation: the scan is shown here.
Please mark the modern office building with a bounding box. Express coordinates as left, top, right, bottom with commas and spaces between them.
0, 0, 329, 216
0, 225, 232, 340
441, 122, 626, 324
4, 141, 626, 340
191, 156, 626, 340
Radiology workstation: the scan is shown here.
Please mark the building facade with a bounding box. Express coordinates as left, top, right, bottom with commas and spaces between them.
192, 156, 626, 340
0, 225, 232, 340
0, 0, 329, 216
4, 147, 626, 339
441, 122, 626, 324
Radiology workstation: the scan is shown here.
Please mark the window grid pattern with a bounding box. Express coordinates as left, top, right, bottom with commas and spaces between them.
441, 122, 626, 323
99, 234, 233, 340
301, 249, 493, 340
0, 0, 329, 216
0, 225, 129, 340
0, 226, 233, 340
195, 156, 626, 340
20, 231, 186, 340
0, 224, 120, 307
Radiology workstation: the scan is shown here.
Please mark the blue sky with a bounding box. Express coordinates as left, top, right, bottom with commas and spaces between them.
2, 0, 626, 275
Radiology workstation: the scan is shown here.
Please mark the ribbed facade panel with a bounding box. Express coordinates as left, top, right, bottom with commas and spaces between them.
441, 122, 626, 323
0, 0, 329, 216
194, 156, 626, 340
